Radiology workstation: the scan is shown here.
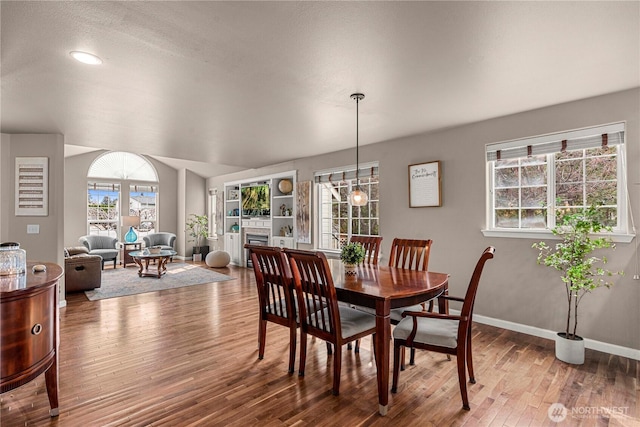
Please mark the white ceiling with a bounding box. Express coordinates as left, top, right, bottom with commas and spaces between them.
2, 1, 638, 178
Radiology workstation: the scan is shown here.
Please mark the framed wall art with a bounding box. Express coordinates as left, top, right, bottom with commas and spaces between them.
296, 180, 311, 244
408, 160, 441, 207
15, 157, 49, 216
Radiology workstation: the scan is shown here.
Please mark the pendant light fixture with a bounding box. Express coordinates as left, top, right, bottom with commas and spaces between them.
349, 93, 368, 206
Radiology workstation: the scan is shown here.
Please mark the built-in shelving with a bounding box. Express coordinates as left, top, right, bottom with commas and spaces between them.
223, 171, 297, 266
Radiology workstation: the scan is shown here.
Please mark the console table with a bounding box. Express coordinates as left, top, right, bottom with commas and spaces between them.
0, 262, 62, 417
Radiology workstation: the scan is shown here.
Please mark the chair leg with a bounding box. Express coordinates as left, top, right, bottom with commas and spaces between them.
400, 346, 406, 371
466, 328, 475, 383
410, 347, 416, 365
326, 342, 332, 355
288, 325, 297, 374
456, 348, 470, 410
347, 342, 352, 350
298, 331, 307, 377
354, 339, 360, 353
258, 319, 267, 360
391, 342, 401, 393
332, 343, 342, 396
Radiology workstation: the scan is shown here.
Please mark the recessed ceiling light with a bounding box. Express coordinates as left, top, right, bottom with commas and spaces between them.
69, 51, 102, 65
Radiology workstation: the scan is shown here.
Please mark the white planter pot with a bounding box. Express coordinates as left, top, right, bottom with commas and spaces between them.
193, 253, 202, 262
555, 332, 585, 364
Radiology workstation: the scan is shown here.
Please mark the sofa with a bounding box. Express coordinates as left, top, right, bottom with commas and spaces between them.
79, 235, 119, 269
64, 246, 102, 292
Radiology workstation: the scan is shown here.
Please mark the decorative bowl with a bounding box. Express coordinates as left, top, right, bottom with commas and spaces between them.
148, 246, 162, 254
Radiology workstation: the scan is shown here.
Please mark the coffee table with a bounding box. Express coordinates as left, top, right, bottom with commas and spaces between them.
128, 250, 177, 278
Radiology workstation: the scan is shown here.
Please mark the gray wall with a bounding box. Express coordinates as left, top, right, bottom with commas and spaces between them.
0, 134, 66, 298
208, 88, 639, 350
180, 169, 207, 257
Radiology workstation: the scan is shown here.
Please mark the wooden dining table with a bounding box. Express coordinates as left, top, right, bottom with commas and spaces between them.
328, 259, 449, 416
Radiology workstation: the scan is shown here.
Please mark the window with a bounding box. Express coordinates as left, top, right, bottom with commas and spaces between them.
208, 188, 219, 237
87, 183, 120, 238
315, 163, 379, 251
87, 152, 159, 238
485, 122, 628, 238
129, 185, 157, 238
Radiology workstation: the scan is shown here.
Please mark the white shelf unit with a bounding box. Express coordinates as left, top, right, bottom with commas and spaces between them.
223, 171, 297, 266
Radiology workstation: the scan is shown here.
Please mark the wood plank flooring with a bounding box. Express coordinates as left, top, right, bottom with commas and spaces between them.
1, 262, 638, 426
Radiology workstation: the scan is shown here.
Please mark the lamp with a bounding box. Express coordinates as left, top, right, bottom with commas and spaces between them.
121, 216, 140, 243
349, 93, 368, 206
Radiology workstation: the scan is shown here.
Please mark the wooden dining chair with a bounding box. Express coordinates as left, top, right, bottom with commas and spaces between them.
349, 235, 383, 265
285, 248, 377, 396
347, 236, 382, 352
354, 238, 434, 362
245, 244, 298, 374
391, 247, 495, 410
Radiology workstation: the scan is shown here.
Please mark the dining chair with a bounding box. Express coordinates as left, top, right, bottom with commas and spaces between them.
391, 246, 495, 410
245, 244, 298, 374
346, 236, 382, 352
285, 248, 377, 396
353, 238, 433, 365
349, 235, 383, 265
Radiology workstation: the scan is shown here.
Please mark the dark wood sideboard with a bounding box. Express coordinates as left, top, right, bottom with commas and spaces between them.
0, 262, 63, 417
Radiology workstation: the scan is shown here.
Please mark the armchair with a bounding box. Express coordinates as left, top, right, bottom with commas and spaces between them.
79, 235, 119, 269
143, 232, 176, 251
143, 232, 176, 261
64, 246, 102, 292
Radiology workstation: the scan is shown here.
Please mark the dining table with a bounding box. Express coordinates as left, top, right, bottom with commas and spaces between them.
328, 259, 449, 416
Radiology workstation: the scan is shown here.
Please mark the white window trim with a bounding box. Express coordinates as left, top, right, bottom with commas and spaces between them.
483, 123, 634, 243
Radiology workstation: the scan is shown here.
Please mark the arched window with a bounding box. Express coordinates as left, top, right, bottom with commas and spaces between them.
87, 152, 159, 240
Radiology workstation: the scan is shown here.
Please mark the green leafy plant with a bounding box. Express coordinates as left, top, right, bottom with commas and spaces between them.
340, 242, 366, 265
532, 205, 622, 340
185, 214, 209, 247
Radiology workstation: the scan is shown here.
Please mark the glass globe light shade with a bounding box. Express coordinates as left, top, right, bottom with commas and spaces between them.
349, 187, 368, 206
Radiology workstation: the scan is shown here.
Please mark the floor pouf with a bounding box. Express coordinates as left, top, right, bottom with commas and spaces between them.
205, 250, 231, 268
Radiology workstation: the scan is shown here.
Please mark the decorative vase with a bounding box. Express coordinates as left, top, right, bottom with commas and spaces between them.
124, 226, 137, 243
555, 332, 585, 364
344, 263, 357, 276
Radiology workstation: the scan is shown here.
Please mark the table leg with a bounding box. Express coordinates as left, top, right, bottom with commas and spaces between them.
156, 256, 167, 278
374, 299, 391, 416
44, 357, 59, 416
133, 257, 144, 277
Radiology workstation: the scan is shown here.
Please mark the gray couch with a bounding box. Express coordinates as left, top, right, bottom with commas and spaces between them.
79, 235, 119, 269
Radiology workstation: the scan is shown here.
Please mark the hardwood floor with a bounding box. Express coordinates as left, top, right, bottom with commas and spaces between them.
1, 262, 638, 426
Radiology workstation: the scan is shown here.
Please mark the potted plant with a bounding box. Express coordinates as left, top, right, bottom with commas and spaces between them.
340, 241, 365, 276
532, 205, 622, 364
185, 214, 209, 261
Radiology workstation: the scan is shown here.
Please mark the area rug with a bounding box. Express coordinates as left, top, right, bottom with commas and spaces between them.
84, 263, 235, 301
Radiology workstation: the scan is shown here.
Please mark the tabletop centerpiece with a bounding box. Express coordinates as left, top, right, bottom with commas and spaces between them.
340, 241, 365, 276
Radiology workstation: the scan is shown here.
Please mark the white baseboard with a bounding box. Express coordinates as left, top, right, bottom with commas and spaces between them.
456, 310, 640, 361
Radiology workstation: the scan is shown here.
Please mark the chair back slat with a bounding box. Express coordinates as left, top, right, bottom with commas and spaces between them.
388, 238, 432, 271
350, 236, 382, 265
286, 249, 340, 343
246, 245, 294, 322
